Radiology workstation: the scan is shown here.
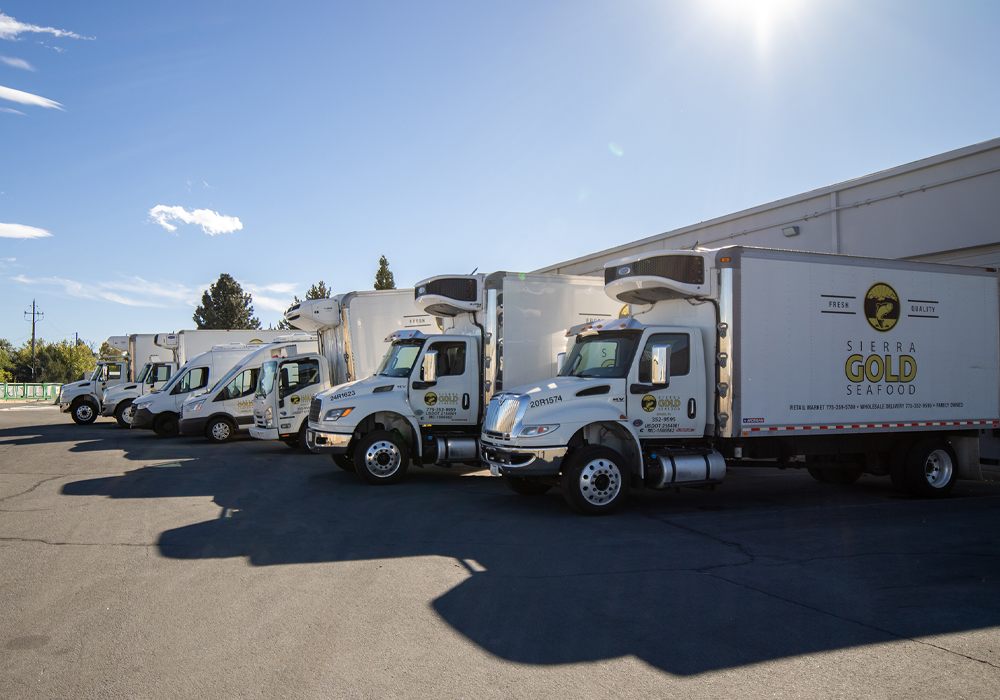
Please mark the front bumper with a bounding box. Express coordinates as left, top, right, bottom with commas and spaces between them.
178, 416, 208, 436
131, 407, 155, 430
249, 426, 278, 441
306, 428, 352, 454
480, 439, 568, 477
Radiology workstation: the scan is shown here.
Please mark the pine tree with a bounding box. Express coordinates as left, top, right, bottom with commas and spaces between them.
374, 255, 395, 290
277, 281, 332, 329
193, 273, 261, 329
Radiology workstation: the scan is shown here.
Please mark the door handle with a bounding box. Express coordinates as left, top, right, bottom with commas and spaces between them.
687, 398, 696, 419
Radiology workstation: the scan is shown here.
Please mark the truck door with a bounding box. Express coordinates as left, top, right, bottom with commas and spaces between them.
146, 363, 173, 394
276, 356, 322, 434
215, 367, 260, 426
411, 339, 478, 425
627, 329, 705, 438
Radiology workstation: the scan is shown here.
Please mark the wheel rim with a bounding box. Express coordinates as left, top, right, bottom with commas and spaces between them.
577, 457, 622, 506
76, 405, 93, 422
923, 449, 953, 488
211, 422, 231, 441
122, 405, 135, 424
363, 440, 402, 477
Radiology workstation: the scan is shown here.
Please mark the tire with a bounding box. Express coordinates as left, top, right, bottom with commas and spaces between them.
503, 474, 552, 495
153, 412, 180, 438
332, 454, 356, 472
904, 439, 957, 498
114, 400, 135, 428
205, 417, 235, 444
71, 400, 98, 425
806, 466, 829, 483
561, 445, 629, 515
821, 467, 862, 485
354, 430, 409, 485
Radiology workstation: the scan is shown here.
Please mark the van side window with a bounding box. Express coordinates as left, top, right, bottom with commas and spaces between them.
637, 333, 690, 382
175, 367, 209, 394
219, 368, 260, 401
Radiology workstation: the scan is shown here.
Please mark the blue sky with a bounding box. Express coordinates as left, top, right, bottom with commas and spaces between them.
2, 0, 998, 347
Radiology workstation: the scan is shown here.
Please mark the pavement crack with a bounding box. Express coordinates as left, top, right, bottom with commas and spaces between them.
0, 537, 155, 548
698, 568, 1000, 669
0, 475, 63, 503
642, 511, 761, 566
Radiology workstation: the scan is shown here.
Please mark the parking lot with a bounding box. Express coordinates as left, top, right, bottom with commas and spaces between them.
2, 405, 999, 698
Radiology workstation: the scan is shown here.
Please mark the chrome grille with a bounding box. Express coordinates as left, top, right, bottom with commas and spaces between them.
483, 395, 521, 436
309, 397, 322, 423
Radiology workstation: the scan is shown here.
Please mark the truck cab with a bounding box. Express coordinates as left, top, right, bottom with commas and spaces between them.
56, 356, 130, 425
100, 359, 175, 427
249, 351, 330, 446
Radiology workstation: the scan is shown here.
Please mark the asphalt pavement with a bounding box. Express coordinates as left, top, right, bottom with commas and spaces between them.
2, 407, 999, 698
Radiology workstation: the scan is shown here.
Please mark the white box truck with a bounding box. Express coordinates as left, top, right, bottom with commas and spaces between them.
56, 336, 132, 425
249, 291, 440, 448
305, 272, 623, 482
101, 334, 177, 426
177, 334, 317, 443
131, 343, 271, 438
480, 247, 1000, 514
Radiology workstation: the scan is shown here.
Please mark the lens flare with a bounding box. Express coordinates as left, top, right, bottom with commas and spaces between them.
608, 142, 624, 157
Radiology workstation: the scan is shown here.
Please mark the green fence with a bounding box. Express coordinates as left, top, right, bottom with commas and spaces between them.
1, 383, 62, 401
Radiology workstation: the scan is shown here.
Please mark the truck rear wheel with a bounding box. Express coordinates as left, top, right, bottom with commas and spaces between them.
503, 474, 552, 496
153, 412, 180, 438
354, 430, 409, 485
561, 445, 629, 515
206, 417, 235, 444
905, 440, 957, 498
114, 400, 135, 428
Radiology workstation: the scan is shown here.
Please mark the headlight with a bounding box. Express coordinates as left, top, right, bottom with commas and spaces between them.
519, 424, 559, 437
188, 400, 205, 413
134, 400, 152, 410
264, 406, 273, 429
323, 407, 354, 421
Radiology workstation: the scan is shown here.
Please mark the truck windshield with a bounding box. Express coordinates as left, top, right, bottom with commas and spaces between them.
559, 331, 641, 379
256, 361, 278, 398
376, 341, 424, 377
135, 363, 151, 383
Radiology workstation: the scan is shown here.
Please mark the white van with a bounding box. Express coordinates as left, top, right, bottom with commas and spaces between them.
177, 335, 317, 443
130, 344, 263, 437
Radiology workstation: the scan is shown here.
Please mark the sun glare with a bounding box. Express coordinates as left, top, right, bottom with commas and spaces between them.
703, 0, 808, 53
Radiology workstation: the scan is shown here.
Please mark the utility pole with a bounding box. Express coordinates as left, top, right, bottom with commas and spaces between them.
23, 300, 43, 380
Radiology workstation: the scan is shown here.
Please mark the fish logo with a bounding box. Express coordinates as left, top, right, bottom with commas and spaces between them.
424, 392, 437, 406
290, 395, 300, 405
864, 283, 900, 332
641, 395, 656, 412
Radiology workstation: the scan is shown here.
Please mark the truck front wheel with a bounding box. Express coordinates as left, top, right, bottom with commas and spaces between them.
905, 440, 957, 498
503, 474, 552, 496
561, 446, 629, 515
354, 430, 409, 485
114, 400, 135, 428
71, 400, 98, 425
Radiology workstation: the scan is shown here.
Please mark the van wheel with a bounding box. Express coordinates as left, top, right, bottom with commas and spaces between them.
561, 446, 629, 515
114, 400, 135, 428
71, 400, 98, 425
354, 430, 409, 485
503, 474, 552, 495
153, 412, 180, 438
206, 417, 235, 444
905, 440, 957, 498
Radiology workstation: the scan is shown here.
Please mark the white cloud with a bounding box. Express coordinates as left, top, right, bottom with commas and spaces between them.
0, 12, 93, 41
242, 282, 299, 312
0, 84, 62, 109
0, 55, 33, 70
149, 205, 243, 236
12, 274, 205, 308
0, 222, 52, 238
0, 106, 25, 115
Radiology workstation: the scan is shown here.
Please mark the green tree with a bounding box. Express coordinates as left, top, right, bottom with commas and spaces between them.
277, 281, 332, 330
99, 341, 123, 357
374, 255, 395, 290
5, 338, 95, 383
0, 339, 13, 383
193, 273, 261, 330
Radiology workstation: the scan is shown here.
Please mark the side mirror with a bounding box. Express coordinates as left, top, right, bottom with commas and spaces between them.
651, 345, 670, 386
422, 350, 438, 383
556, 352, 566, 373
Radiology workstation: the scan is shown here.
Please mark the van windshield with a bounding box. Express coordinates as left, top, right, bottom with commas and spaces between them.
376, 340, 424, 377
559, 330, 641, 379
157, 363, 188, 394
256, 361, 278, 398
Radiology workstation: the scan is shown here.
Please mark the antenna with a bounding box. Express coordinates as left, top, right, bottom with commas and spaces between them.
469, 267, 478, 275
23, 299, 44, 380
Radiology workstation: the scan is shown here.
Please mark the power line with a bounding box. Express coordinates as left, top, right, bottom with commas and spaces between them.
23, 300, 43, 380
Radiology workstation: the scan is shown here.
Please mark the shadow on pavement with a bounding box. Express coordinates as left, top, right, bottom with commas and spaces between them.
59, 436, 1000, 676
